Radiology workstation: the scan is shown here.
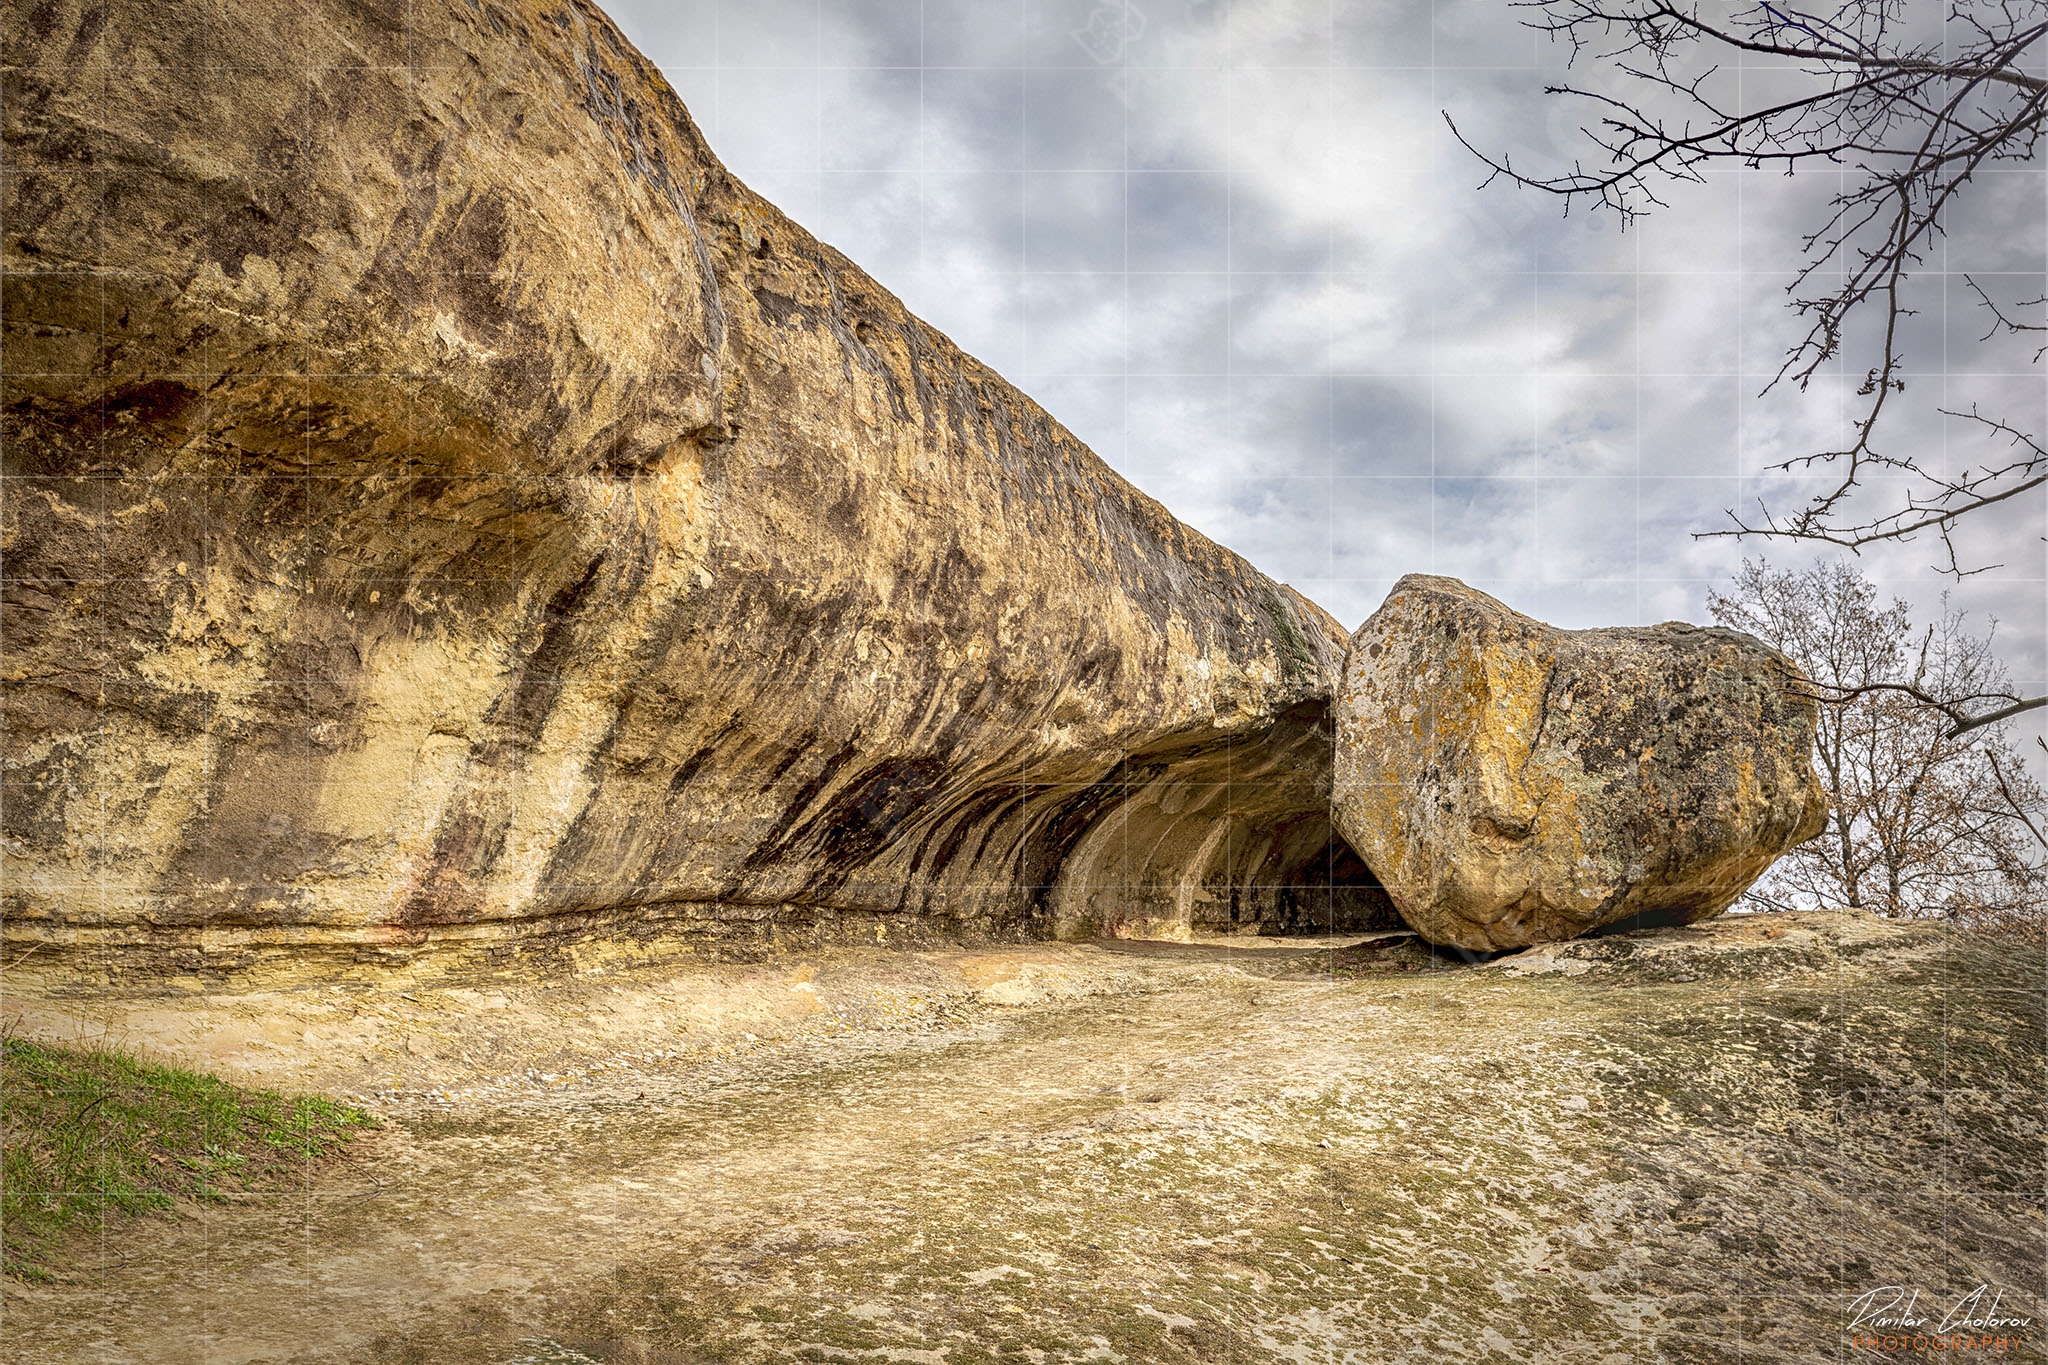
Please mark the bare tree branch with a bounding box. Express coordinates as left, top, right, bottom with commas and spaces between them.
1988, 747, 2048, 849
1793, 677, 2048, 736
1458, 0, 2048, 580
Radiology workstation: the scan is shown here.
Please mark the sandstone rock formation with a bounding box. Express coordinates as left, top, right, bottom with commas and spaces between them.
1331, 576, 1827, 951
0, 0, 1394, 979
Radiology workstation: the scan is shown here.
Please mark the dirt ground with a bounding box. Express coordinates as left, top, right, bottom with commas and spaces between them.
4, 913, 2043, 1364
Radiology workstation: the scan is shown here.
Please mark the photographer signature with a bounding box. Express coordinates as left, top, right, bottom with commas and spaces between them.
1848, 1284, 2035, 1336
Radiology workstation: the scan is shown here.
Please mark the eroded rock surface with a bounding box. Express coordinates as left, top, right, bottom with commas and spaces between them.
1332, 576, 1827, 950
0, 0, 1392, 978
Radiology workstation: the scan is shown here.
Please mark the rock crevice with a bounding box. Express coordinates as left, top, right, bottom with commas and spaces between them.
0, 0, 1389, 978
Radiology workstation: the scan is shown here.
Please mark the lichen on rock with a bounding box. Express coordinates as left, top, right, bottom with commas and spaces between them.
1331, 575, 1828, 951
0, 0, 1392, 978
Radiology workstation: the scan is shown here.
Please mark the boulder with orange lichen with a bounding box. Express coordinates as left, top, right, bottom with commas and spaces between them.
1332, 575, 1828, 951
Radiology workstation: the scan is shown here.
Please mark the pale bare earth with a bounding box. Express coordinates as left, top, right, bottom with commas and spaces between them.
5, 914, 2043, 1365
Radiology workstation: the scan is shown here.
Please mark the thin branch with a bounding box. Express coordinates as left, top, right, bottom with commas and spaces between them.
1946, 694, 2048, 737
1794, 677, 2048, 738
1463, 1, 2048, 576
1987, 748, 2048, 849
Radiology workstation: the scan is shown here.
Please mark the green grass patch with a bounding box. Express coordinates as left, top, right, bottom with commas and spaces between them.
1, 1036, 374, 1280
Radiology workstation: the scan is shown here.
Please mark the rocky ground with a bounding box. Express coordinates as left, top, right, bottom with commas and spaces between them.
5, 912, 2042, 1364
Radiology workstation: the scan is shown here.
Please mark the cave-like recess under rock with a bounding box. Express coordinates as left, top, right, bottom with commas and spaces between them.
0, 0, 1402, 981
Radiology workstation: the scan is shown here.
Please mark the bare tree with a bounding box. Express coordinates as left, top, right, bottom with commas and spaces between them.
1450, 0, 2047, 731
1711, 559, 2045, 939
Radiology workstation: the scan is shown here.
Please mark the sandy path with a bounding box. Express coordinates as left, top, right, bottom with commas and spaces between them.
5, 919, 2043, 1364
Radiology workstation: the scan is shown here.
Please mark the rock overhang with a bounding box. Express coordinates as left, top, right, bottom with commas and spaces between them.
0, 2, 1823, 981
0, 0, 1387, 981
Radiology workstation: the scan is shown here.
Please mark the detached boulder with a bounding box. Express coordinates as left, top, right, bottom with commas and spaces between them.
1332, 576, 1827, 950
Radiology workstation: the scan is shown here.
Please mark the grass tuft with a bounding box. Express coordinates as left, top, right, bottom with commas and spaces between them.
0, 1035, 374, 1280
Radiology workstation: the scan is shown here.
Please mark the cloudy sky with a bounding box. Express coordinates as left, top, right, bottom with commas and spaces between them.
604, 0, 2046, 714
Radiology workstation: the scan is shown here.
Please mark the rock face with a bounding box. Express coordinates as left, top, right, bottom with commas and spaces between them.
0, 0, 1394, 978
1332, 576, 1827, 951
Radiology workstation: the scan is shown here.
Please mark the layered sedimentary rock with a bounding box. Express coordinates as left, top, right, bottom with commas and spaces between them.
1332, 576, 1827, 951
0, 0, 1394, 976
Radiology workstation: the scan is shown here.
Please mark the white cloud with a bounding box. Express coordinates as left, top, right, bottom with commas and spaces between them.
607, 0, 2044, 710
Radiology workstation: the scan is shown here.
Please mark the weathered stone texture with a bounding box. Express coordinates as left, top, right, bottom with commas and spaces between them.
0, 0, 1392, 976
1332, 576, 1827, 951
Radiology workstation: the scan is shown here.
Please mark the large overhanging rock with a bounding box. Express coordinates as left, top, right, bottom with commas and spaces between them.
0, 0, 1394, 979
1332, 576, 1827, 951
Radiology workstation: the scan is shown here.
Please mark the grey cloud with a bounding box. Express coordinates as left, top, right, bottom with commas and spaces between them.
611, 0, 2044, 711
